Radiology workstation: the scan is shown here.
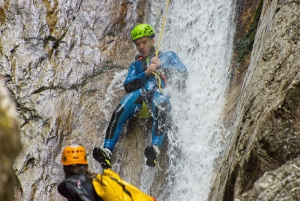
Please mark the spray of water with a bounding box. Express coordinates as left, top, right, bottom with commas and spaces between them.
149, 0, 236, 200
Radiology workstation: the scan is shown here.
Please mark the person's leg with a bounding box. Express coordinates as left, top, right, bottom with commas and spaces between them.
144, 91, 171, 167
103, 89, 144, 151
93, 89, 145, 167
150, 92, 171, 147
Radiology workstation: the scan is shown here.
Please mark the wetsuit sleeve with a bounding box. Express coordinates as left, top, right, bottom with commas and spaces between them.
123, 62, 148, 93
161, 51, 188, 90
161, 51, 187, 72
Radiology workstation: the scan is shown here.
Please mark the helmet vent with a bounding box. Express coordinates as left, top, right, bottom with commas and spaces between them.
131, 24, 155, 41
61, 145, 88, 165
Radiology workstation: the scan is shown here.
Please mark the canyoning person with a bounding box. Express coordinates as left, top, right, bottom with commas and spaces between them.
57, 145, 102, 201
93, 23, 188, 167
57, 144, 156, 201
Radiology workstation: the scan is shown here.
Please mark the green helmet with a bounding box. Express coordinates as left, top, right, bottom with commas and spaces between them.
131, 24, 155, 41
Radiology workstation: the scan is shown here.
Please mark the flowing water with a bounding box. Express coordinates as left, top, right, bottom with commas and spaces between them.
148, 0, 236, 200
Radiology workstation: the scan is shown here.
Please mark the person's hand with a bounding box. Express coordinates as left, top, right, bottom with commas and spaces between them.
145, 57, 161, 76
151, 56, 161, 66
145, 64, 158, 75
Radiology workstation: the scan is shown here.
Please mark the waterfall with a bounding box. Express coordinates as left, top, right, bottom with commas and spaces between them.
149, 0, 236, 200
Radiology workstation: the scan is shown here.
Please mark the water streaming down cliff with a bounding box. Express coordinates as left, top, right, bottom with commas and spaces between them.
148, 0, 235, 200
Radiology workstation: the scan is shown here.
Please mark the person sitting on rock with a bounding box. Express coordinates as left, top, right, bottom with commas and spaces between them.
93, 23, 188, 167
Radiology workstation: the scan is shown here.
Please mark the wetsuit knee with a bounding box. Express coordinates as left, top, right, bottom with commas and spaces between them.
105, 104, 124, 140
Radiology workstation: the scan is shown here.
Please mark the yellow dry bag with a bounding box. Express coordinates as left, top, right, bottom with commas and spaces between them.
92, 169, 155, 201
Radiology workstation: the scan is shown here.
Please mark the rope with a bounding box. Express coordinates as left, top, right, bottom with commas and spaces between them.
155, 0, 171, 56
153, 0, 171, 93
152, 72, 162, 93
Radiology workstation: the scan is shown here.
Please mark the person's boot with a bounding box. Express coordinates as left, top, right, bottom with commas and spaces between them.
93, 147, 112, 169
144, 145, 160, 167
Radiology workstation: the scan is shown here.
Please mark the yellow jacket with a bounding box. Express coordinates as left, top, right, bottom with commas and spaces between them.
92, 169, 155, 201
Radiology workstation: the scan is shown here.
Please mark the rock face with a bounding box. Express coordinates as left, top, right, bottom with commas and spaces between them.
0, 84, 21, 201
210, 0, 300, 200
1, 0, 168, 200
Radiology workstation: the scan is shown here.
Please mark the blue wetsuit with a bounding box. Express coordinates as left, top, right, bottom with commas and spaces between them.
103, 50, 188, 151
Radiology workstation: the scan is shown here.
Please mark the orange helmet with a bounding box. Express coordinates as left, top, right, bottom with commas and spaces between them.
61, 145, 88, 166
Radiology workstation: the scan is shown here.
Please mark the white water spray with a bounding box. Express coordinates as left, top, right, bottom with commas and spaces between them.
149, 0, 236, 200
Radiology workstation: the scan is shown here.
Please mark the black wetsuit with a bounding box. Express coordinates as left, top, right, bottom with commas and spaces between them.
57, 174, 102, 201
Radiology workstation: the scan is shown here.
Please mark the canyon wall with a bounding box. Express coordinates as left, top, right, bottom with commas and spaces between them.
210, 0, 300, 200
1, 0, 169, 200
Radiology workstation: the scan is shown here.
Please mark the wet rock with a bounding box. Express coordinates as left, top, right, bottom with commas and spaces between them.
210, 0, 300, 200
1, 0, 167, 200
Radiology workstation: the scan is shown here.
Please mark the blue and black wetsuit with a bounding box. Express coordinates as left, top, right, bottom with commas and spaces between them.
103, 50, 188, 152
